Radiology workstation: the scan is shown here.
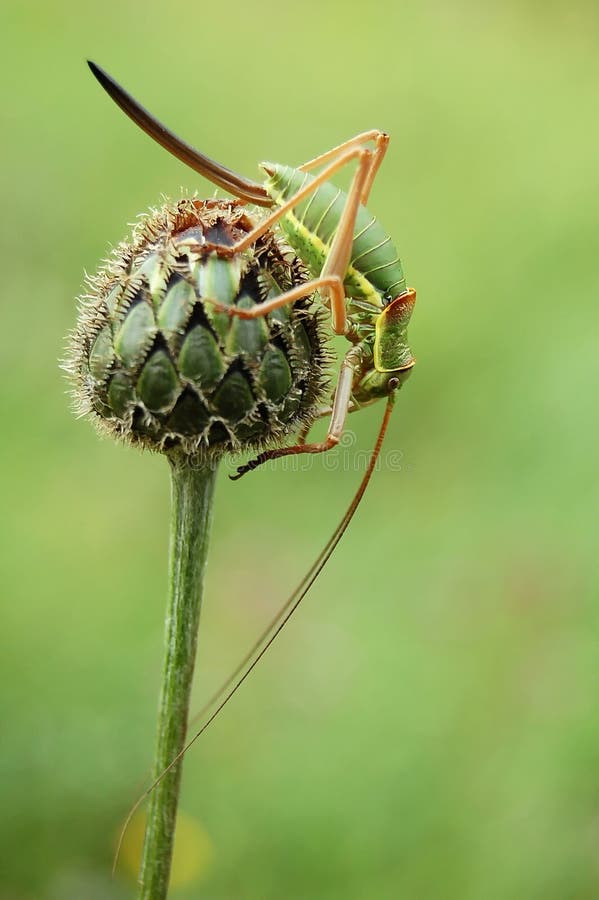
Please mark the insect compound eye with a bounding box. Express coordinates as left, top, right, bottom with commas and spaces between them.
387, 376, 400, 392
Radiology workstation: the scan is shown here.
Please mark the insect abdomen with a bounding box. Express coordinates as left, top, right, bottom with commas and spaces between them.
264, 164, 406, 299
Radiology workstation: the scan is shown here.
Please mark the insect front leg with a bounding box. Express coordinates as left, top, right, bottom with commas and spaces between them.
231, 347, 362, 480
297, 399, 362, 444
296, 407, 332, 444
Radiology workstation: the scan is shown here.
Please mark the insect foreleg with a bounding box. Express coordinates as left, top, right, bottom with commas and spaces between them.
230, 347, 361, 480
297, 400, 361, 444
298, 129, 389, 204
297, 407, 332, 444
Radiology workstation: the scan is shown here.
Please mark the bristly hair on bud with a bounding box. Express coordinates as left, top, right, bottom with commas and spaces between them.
64, 198, 331, 462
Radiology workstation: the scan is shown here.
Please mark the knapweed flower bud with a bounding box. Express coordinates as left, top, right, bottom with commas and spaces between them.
66, 198, 330, 458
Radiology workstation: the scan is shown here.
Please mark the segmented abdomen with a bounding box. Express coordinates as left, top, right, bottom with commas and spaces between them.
265, 163, 406, 302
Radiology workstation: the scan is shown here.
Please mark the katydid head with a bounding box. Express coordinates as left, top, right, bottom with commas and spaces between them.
350, 288, 416, 403
374, 288, 416, 375
353, 364, 414, 404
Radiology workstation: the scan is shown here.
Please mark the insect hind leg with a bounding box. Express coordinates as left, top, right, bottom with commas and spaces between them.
298, 129, 389, 204
202, 273, 347, 336
225, 144, 373, 258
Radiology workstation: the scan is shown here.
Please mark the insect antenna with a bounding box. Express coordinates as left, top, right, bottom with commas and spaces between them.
87, 61, 272, 206
112, 397, 395, 876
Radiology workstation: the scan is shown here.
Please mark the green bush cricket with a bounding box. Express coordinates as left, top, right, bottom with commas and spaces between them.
87, 62, 417, 863
88, 62, 416, 481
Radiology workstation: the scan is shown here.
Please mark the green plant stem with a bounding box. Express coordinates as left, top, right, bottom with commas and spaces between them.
138, 456, 218, 900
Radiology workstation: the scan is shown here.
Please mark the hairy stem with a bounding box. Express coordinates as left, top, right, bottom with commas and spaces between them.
137, 456, 218, 899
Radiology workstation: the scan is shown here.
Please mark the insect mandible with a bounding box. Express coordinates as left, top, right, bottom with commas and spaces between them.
88, 62, 416, 481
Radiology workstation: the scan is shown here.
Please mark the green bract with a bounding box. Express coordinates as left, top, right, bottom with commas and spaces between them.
67, 198, 330, 458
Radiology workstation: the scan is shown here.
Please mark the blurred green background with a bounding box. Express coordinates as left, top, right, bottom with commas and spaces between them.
2, 1, 598, 897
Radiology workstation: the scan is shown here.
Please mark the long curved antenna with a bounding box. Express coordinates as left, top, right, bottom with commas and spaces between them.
87, 61, 272, 207
188, 402, 393, 730
113, 397, 395, 875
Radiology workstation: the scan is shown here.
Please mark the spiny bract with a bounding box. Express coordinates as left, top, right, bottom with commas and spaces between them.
66, 198, 330, 459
